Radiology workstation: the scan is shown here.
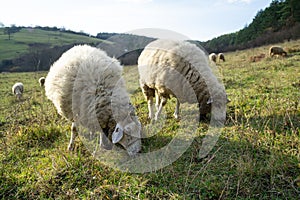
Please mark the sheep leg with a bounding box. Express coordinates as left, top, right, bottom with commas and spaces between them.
155, 90, 160, 110
68, 122, 77, 151
147, 96, 155, 119
173, 98, 180, 119
155, 97, 167, 121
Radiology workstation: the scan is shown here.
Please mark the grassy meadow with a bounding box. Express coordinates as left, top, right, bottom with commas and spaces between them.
0, 40, 299, 199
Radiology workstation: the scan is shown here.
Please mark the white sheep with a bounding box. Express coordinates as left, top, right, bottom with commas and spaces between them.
209, 53, 217, 63
12, 82, 24, 100
269, 46, 287, 57
45, 45, 141, 155
39, 77, 45, 86
218, 53, 225, 62
138, 39, 227, 121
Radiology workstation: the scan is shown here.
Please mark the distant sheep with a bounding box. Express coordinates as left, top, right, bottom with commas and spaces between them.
45, 45, 141, 155
209, 53, 217, 63
269, 46, 287, 57
138, 39, 227, 121
218, 53, 225, 62
12, 82, 24, 100
39, 77, 45, 87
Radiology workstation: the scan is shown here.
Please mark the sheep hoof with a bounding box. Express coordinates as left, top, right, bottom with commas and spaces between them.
67, 144, 75, 151
173, 113, 181, 120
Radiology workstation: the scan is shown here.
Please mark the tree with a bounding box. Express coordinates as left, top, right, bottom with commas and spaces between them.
3, 25, 21, 40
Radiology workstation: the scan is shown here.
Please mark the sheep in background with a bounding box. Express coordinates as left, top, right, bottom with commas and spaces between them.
138, 39, 227, 121
209, 53, 217, 63
218, 53, 225, 62
12, 82, 24, 100
269, 46, 287, 57
39, 77, 45, 87
45, 45, 141, 155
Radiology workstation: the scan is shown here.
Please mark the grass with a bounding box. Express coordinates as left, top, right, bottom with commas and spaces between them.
0, 39, 299, 199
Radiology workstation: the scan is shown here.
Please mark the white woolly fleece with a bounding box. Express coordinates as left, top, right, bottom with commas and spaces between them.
45, 45, 141, 154
138, 39, 226, 116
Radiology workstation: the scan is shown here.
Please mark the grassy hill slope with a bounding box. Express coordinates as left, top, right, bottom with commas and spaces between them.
0, 27, 106, 72
0, 28, 105, 60
0, 39, 299, 199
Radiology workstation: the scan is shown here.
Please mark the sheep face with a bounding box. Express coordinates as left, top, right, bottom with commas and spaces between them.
112, 116, 142, 156
110, 100, 142, 155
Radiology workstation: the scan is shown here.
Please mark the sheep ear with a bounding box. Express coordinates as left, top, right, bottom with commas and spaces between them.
207, 97, 213, 104
112, 123, 124, 143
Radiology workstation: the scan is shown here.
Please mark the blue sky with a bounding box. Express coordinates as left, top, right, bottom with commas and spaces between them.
1, 0, 271, 41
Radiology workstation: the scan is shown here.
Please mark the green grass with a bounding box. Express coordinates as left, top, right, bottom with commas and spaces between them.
0, 28, 105, 61
0, 40, 299, 199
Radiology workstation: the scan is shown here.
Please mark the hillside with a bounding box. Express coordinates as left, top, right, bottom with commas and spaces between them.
0, 27, 107, 72
0, 27, 155, 72
0, 39, 299, 199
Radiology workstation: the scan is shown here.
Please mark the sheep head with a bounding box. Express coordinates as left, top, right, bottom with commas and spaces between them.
112, 116, 142, 156
111, 102, 142, 156
109, 77, 142, 156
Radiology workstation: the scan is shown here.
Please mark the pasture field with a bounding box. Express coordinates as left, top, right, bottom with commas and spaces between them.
0, 40, 299, 199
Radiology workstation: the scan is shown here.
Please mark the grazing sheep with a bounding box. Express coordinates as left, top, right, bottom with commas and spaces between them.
269, 46, 287, 57
218, 53, 225, 62
45, 45, 141, 155
39, 77, 45, 87
138, 39, 227, 121
12, 82, 24, 100
209, 53, 217, 62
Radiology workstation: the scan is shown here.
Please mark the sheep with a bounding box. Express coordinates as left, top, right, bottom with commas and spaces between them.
269, 46, 287, 57
45, 44, 142, 156
209, 53, 217, 63
39, 77, 45, 86
218, 53, 225, 62
12, 82, 24, 100
138, 39, 227, 121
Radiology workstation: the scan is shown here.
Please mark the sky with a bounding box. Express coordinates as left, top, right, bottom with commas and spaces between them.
1, 0, 271, 41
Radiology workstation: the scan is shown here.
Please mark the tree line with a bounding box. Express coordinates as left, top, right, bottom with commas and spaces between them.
200, 0, 300, 53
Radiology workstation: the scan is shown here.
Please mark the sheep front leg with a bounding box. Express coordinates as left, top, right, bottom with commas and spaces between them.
155, 97, 167, 121
173, 98, 180, 119
155, 90, 160, 110
68, 122, 77, 151
147, 96, 155, 119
